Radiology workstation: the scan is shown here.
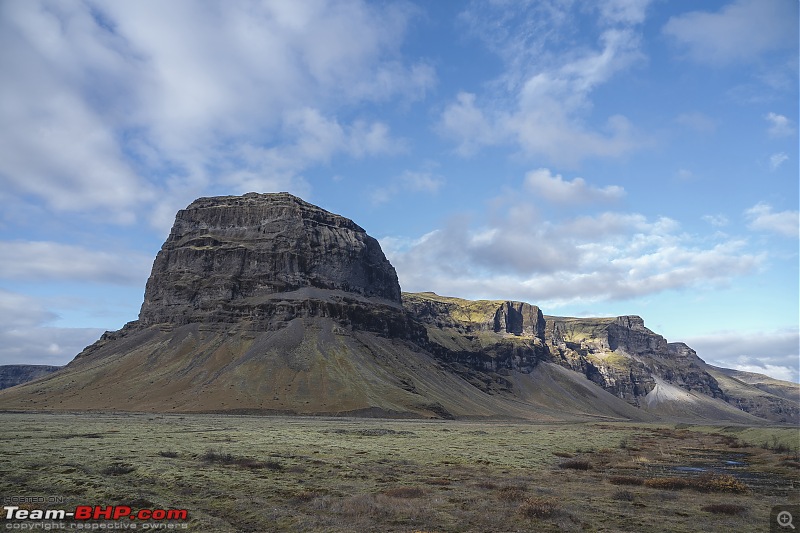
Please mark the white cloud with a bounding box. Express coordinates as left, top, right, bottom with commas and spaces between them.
663, 0, 798, 66
702, 214, 729, 228
440, 2, 647, 165
769, 152, 789, 170
599, 0, 652, 25
745, 202, 799, 237
524, 168, 625, 204
0, 241, 151, 285
0, 0, 431, 227
0, 289, 103, 366
371, 170, 445, 205
765, 112, 795, 137
384, 181, 764, 307
438, 92, 500, 156
731, 364, 797, 384
0, 326, 103, 367
686, 328, 800, 383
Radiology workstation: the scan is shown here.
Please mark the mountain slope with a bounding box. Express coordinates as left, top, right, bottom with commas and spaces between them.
0, 193, 794, 424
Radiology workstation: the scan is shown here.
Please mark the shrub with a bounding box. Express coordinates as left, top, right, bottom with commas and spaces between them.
612, 490, 634, 501
643, 474, 747, 493
201, 448, 234, 464
701, 503, 747, 515
643, 477, 691, 490
102, 462, 136, 476
558, 459, 592, 470
695, 473, 747, 493
498, 486, 526, 502
293, 490, 322, 502
609, 475, 644, 486
518, 497, 558, 519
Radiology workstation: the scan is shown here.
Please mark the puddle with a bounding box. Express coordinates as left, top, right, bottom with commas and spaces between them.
638, 450, 794, 497
674, 466, 706, 472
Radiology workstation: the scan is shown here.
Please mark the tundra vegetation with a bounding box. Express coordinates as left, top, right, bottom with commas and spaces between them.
0, 413, 797, 532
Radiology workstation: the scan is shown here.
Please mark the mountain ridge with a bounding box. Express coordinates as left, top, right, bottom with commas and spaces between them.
0, 193, 795, 424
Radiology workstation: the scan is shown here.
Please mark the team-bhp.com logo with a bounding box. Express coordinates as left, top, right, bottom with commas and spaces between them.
4, 505, 188, 529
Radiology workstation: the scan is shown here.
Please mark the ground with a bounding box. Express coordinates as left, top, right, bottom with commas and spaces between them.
0, 413, 797, 532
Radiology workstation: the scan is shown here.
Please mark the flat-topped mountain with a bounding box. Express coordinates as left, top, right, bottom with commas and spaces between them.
140, 192, 402, 327
0, 193, 795, 423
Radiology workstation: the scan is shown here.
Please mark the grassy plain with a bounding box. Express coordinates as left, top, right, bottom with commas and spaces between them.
0, 413, 797, 532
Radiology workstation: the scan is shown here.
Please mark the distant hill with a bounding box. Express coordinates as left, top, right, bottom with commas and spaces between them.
0, 193, 795, 424
0, 365, 62, 390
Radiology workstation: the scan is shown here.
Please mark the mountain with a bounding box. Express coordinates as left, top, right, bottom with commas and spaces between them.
703, 365, 800, 423
0, 365, 62, 390
0, 193, 795, 423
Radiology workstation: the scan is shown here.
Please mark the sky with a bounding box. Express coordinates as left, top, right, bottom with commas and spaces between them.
0, 0, 798, 382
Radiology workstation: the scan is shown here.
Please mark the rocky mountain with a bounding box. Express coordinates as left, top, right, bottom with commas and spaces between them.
703, 365, 799, 423
0, 365, 62, 390
402, 293, 792, 423
0, 193, 795, 423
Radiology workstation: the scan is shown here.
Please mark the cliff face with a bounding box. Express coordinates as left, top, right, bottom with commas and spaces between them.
404, 293, 546, 364
544, 316, 725, 403
139, 192, 402, 328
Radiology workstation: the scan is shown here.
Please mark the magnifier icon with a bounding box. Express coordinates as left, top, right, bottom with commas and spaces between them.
778, 511, 796, 529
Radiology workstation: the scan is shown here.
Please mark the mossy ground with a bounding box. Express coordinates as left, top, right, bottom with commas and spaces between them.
0, 413, 797, 532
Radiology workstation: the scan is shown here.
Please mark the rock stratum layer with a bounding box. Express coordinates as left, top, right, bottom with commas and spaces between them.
139, 192, 403, 329
0, 193, 796, 423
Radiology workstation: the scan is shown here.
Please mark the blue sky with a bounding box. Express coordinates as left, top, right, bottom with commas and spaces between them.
1, 0, 798, 382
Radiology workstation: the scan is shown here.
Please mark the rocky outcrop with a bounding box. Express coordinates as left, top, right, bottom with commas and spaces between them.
0, 365, 61, 390
542, 316, 728, 406
139, 192, 402, 329
403, 293, 547, 392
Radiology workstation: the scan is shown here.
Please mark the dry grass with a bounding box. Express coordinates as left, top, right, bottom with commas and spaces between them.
200, 447, 282, 470
612, 489, 635, 501
643, 477, 693, 490
101, 462, 136, 475
609, 475, 644, 486
695, 473, 748, 493
518, 497, 559, 519
383, 487, 425, 498
643, 474, 748, 493
498, 485, 527, 502
701, 503, 747, 515
558, 458, 592, 470
0, 413, 794, 532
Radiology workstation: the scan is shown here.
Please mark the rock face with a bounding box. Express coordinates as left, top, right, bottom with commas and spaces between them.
0, 192, 795, 424
540, 315, 800, 423
139, 193, 402, 328
544, 316, 726, 403
0, 365, 61, 390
